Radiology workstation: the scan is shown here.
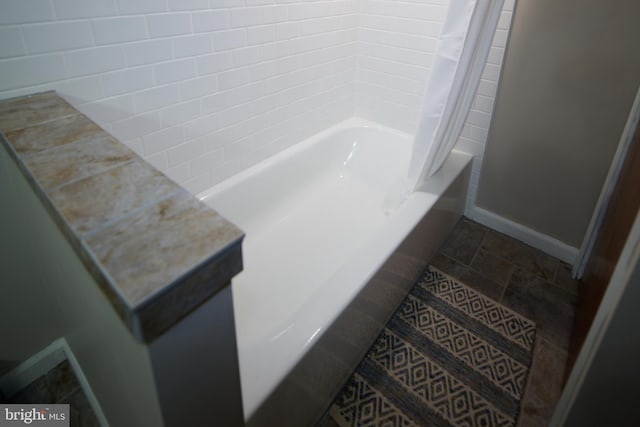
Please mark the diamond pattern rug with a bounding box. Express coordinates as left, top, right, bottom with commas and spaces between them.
326, 266, 536, 427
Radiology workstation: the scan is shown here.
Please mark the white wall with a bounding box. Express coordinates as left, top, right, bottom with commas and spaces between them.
0, 0, 513, 203
456, 0, 514, 211
476, 0, 640, 248
0, 142, 164, 427
355, 0, 447, 133
354, 0, 515, 212
0, 0, 358, 194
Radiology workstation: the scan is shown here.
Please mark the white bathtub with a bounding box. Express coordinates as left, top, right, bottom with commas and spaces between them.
198, 118, 472, 425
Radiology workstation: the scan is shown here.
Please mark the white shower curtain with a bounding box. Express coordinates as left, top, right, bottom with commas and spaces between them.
408, 0, 505, 190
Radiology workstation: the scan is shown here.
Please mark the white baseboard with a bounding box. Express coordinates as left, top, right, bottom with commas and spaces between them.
0, 338, 109, 427
468, 206, 579, 265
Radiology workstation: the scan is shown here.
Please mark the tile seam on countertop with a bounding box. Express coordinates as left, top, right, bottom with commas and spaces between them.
0, 91, 244, 343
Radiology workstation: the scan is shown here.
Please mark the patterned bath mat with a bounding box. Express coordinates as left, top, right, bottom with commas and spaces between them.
326, 266, 536, 427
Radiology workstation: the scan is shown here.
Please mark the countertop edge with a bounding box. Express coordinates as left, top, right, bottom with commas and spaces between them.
0, 91, 244, 343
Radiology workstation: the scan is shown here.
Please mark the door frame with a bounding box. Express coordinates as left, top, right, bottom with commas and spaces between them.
551, 199, 640, 425
552, 85, 640, 424
573, 85, 640, 278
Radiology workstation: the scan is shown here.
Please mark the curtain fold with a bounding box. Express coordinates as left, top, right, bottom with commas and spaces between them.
408, 0, 505, 191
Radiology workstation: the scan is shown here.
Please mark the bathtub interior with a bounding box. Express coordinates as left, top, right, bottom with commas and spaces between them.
204, 120, 412, 233
199, 119, 414, 340
198, 118, 472, 419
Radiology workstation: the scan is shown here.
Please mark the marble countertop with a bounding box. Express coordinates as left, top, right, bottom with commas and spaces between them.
0, 91, 244, 343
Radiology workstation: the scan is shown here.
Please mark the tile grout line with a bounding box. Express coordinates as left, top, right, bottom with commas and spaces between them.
537, 335, 570, 357
465, 226, 488, 268
516, 337, 542, 426
497, 267, 513, 304
470, 227, 515, 301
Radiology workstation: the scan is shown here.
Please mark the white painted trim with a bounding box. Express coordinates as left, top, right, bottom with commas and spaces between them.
468, 206, 579, 264
573, 84, 640, 279
0, 338, 109, 427
550, 201, 640, 425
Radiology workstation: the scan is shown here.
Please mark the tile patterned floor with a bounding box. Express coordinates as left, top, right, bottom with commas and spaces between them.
326, 266, 537, 427
432, 217, 578, 427
2, 360, 100, 427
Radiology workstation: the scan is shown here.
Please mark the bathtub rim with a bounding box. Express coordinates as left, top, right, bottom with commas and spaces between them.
197, 117, 413, 203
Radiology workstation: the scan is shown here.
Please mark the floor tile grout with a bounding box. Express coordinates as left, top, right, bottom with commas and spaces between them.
537, 335, 570, 356
466, 228, 486, 268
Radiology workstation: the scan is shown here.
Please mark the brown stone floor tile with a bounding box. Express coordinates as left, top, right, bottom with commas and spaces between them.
553, 261, 581, 296
66, 389, 101, 427
517, 412, 546, 427
518, 337, 567, 427
48, 360, 81, 403
503, 269, 575, 349
482, 231, 558, 281
430, 253, 468, 279
459, 269, 505, 302
8, 374, 51, 403
315, 412, 340, 427
6, 360, 99, 427
440, 217, 488, 265
507, 268, 577, 308
8, 361, 81, 405
470, 247, 515, 285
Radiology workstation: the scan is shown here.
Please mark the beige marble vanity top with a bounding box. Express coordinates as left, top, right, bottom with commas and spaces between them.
0, 91, 244, 343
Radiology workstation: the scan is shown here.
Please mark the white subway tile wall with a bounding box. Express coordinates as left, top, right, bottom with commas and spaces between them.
0, 0, 513, 200
456, 1, 516, 212
355, 0, 445, 133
